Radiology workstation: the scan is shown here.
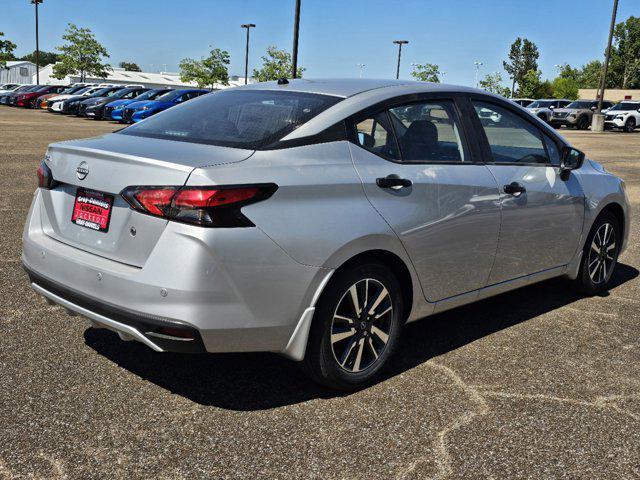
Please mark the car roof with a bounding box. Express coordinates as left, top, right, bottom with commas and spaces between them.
235, 78, 478, 98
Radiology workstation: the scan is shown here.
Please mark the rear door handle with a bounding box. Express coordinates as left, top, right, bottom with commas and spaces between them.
376, 175, 412, 190
503, 182, 526, 196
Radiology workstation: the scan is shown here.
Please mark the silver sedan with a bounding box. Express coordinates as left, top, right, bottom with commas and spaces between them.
23, 79, 630, 389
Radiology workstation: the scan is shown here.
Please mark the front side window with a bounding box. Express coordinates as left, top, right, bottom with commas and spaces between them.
120, 89, 342, 149
473, 101, 548, 164
388, 101, 465, 162
355, 112, 400, 160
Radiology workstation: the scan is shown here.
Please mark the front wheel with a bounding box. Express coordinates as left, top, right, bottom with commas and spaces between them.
576, 211, 621, 295
624, 118, 636, 133
577, 116, 590, 130
302, 262, 403, 390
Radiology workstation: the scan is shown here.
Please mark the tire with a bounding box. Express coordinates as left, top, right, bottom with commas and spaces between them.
551, 122, 561, 129
624, 118, 636, 133
577, 116, 590, 130
575, 211, 621, 295
302, 262, 403, 390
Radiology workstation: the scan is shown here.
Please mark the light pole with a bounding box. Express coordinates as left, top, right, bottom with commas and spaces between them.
292, 0, 301, 79
357, 63, 365, 78
593, 0, 619, 132
241, 23, 256, 84
440, 71, 446, 83
393, 40, 408, 79
474, 61, 483, 88
31, 0, 43, 85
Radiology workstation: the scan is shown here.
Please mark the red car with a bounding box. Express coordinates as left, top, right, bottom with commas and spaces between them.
15, 85, 67, 108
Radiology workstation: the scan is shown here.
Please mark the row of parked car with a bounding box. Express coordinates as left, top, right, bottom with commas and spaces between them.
0, 82, 209, 123
512, 97, 640, 132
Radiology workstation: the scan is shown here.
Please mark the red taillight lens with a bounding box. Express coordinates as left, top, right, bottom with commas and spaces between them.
37, 159, 57, 189
121, 184, 277, 228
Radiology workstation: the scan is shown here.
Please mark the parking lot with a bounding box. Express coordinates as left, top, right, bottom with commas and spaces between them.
1, 107, 639, 479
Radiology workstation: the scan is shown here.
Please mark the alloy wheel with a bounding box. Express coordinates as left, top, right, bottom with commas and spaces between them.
330, 278, 393, 373
587, 222, 617, 284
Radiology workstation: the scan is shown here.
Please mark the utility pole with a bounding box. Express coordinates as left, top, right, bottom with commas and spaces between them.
474, 61, 483, 88
241, 23, 255, 84
393, 40, 408, 79
31, 0, 43, 85
292, 0, 301, 79
593, 0, 619, 132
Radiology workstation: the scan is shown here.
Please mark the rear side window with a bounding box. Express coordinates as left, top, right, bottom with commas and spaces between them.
388, 101, 465, 162
355, 112, 401, 160
473, 101, 548, 164
120, 89, 342, 149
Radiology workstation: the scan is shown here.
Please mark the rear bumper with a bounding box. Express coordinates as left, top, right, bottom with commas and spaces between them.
22, 189, 327, 356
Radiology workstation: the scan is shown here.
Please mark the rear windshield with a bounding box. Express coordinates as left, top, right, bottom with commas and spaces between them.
120, 89, 342, 149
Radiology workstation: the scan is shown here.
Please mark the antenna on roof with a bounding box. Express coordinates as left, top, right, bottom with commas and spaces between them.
277, 78, 289, 85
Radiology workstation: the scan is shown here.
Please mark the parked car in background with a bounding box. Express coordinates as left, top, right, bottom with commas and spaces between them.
0, 83, 21, 95
47, 85, 103, 112
15, 85, 67, 108
121, 89, 209, 123
23, 79, 630, 389
78, 87, 149, 119
57, 86, 125, 115
511, 98, 534, 107
104, 88, 173, 121
526, 99, 571, 123
604, 101, 640, 132
552, 100, 615, 129
0, 85, 36, 105
37, 84, 91, 110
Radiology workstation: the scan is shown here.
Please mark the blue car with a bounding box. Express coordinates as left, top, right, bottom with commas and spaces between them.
122, 89, 209, 123
105, 88, 173, 121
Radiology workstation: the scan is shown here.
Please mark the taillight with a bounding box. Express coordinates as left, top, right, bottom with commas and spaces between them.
120, 184, 277, 228
37, 159, 57, 189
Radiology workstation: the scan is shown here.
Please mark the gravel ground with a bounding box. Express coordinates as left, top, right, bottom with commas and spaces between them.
0, 107, 638, 480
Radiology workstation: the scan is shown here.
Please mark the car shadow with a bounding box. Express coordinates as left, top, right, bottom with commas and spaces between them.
84, 263, 638, 411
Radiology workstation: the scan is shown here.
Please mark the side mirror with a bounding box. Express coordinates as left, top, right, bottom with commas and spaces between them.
560, 146, 585, 174
549, 105, 555, 109
591, 106, 597, 111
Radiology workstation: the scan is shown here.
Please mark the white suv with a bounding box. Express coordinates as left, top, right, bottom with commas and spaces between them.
604, 101, 640, 132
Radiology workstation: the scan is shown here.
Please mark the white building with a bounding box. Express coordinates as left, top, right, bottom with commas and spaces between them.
35, 64, 247, 90
1, 61, 38, 84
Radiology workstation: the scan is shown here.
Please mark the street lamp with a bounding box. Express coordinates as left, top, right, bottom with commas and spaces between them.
474, 61, 484, 88
393, 40, 409, 79
357, 63, 365, 78
292, 0, 301, 79
440, 71, 446, 83
593, 0, 619, 131
30, 0, 43, 85
241, 23, 256, 85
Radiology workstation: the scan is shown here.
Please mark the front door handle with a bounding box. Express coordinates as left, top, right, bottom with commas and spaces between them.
376, 175, 412, 190
503, 182, 526, 196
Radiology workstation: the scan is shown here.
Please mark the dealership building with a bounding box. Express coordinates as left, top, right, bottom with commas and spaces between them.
579, 88, 640, 101
1, 60, 38, 84
34, 64, 247, 90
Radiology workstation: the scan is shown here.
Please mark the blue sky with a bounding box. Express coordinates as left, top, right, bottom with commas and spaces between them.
3, 0, 636, 86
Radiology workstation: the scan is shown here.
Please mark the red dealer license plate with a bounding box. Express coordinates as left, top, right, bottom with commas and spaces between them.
71, 188, 114, 233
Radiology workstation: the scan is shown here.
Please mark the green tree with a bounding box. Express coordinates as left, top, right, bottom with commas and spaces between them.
179, 48, 230, 89
52, 24, 110, 81
252, 46, 304, 82
558, 63, 580, 82
478, 72, 510, 97
610, 16, 640, 88
552, 77, 579, 100
410, 63, 441, 82
0, 32, 17, 69
18, 50, 60, 66
118, 61, 141, 72
577, 60, 604, 88
518, 69, 552, 98
503, 37, 540, 97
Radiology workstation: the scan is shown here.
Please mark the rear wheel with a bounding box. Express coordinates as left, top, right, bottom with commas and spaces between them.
624, 118, 636, 133
302, 262, 403, 390
576, 211, 620, 295
577, 116, 590, 130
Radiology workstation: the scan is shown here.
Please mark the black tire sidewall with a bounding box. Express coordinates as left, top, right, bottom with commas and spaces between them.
578, 211, 621, 294
625, 118, 635, 133
305, 263, 403, 390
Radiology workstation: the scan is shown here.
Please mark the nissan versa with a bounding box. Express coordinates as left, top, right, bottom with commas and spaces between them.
22, 79, 630, 389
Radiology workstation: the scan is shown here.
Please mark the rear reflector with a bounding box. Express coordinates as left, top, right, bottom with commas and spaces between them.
120, 184, 277, 228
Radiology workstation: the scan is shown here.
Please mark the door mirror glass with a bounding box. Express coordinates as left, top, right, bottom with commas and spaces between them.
560, 146, 585, 172
549, 105, 555, 109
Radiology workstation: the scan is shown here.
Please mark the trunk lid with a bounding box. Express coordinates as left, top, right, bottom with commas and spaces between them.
40, 133, 254, 267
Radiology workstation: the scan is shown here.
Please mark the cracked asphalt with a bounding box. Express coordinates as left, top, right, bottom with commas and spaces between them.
0, 107, 638, 479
